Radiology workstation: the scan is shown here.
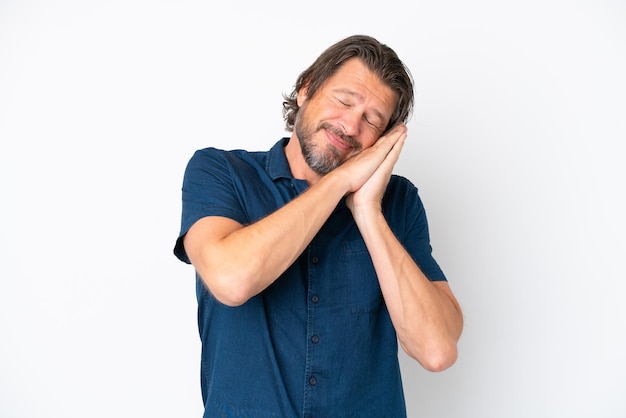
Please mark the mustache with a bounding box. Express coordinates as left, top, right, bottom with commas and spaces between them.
319, 122, 357, 148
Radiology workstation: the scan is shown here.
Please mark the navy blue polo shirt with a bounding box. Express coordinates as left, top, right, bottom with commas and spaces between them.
174, 138, 447, 418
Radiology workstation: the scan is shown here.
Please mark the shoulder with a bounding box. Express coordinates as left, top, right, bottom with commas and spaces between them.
383, 175, 427, 232
386, 175, 422, 203
188, 146, 255, 165
184, 146, 268, 178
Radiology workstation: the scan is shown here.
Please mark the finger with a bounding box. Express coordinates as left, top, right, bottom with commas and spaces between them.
379, 131, 406, 170
385, 122, 408, 140
375, 123, 407, 151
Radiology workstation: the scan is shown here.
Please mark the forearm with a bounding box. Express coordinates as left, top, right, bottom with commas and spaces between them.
188, 126, 406, 306
187, 172, 349, 306
352, 208, 463, 371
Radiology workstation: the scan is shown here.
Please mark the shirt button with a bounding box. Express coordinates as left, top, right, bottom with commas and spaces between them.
311, 295, 319, 303
311, 256, 319, 264
309, 376, 317, 386
311, 335, 319, 343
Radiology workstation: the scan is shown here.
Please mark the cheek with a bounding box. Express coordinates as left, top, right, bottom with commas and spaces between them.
358, 120, 385, 145
361, 132, 381, 149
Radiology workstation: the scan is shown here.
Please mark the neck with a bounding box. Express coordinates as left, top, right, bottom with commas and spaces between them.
284, 133, 323, 186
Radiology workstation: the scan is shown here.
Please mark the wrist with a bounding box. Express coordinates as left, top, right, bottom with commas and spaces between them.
349, 201, 383, 224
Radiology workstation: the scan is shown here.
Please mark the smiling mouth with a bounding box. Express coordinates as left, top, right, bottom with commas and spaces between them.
322, 124, 353, 152
328, 133, 351, 152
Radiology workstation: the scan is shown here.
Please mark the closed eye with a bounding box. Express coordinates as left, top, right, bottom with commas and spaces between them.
364, 116, 383, 133
334, 93, 384, 132
336, 97, 350, 107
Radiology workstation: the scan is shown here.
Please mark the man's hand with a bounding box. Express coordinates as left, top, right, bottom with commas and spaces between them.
345, 123, 407, 216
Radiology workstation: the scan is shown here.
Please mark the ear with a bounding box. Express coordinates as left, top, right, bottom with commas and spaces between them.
296, 83, 310, 107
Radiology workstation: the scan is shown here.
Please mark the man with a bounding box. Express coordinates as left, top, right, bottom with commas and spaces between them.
174, 34, 463, 417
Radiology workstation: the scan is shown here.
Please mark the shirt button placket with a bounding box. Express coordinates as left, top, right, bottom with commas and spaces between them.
306, 250, 321, 405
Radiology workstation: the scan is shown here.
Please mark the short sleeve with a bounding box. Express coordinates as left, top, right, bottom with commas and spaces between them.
173, 148, 248, 264
384, 175, 448, 282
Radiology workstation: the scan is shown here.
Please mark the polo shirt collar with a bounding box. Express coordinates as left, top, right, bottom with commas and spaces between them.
267, 137, 295, 181
266, 137, 347, 211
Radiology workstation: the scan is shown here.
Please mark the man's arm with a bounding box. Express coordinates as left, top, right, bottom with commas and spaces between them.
183, 175, 345, 306
347, 133, 464, 372
183, 126, 407, 306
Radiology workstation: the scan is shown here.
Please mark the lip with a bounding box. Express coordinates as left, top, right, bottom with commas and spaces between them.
325, 129, 351, 152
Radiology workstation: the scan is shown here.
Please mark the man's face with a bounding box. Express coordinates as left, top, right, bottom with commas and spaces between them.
294, 58, 398, 175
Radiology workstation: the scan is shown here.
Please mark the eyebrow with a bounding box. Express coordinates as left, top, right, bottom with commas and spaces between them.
334, 88, 387, 127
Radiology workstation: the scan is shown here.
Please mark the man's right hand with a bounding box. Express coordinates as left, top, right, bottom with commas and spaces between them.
330, 123, 408, 196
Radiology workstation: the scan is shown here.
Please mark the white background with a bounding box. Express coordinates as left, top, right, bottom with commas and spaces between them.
1, 1, 625, 417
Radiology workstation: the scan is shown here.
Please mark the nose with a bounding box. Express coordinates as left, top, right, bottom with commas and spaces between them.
339, 109, 361, 138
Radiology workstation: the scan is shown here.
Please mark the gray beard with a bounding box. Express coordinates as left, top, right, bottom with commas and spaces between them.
295, 112, 349, 175
298, 133, 343, 175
